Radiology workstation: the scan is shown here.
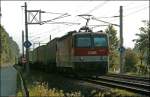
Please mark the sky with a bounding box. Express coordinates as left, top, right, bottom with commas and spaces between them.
1, 1, 149, 53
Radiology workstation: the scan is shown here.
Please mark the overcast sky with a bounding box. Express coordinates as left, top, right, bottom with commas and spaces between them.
1, 1, 149, 53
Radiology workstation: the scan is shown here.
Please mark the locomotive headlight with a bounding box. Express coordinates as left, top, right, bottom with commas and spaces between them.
103, 56, 108, 60
80, 57, 84, 61
100, 56, 107, 61
80, 57, 84, 62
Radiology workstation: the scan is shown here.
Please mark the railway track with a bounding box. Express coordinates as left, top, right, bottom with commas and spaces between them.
79, 74, 150, 96
106, 73, 150, 83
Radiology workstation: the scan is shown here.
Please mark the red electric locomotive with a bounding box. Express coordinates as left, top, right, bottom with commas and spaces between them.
30, 26, 109, 76
56, 27, 109, 75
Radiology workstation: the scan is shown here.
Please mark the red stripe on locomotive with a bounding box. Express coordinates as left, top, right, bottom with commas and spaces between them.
74, 48, 109, 56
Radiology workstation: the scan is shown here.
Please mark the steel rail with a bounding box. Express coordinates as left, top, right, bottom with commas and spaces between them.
94, 76, 150, 90
106, 73, 150, 83
98, 75, 150, 85
82, 76, 150, 96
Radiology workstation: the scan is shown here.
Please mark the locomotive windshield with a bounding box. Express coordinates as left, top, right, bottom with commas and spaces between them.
75, 34, 108, 48
94, 36, 108, 47
76, 37, 91, 47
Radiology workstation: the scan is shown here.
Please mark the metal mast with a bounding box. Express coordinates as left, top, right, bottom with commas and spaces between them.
24, 2, 30, 73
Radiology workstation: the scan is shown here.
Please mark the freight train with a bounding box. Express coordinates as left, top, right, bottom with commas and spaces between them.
29, 27, 109, 76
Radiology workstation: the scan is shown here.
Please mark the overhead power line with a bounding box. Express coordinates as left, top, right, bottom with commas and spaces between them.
89, 24, 109, 29
44, 21, 81, 25
123, 2, 135, 8
29, 27, 59, 38
41, 13, 71, 24
29, 32, 49, 39
87, 0, 109, 14
43, 11, 68, 15
124, 6, 149, 17
29, 30, 51, 37
125, 4, 148, 11
95, 16, 119, 18
92, 16, 119, 26
105, 5, 149, 22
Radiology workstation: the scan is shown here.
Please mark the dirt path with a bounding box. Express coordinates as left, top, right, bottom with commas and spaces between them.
0, 66, 17, 96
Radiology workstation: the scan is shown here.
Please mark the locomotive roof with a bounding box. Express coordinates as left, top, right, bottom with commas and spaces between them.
58, 30, 77, 41
47, 37, 59, 45
58, 31, 107, 41
47, 30, 107, 42
35, 45, 46, 49
72, 32, 107, 36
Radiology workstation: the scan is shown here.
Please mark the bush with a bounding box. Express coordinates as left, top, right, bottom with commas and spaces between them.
0, 25, 19, 67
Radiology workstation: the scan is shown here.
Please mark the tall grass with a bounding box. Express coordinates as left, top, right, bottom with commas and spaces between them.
18, 81, 83, 97
16, 69, 141, 97
17, 81, 140, 97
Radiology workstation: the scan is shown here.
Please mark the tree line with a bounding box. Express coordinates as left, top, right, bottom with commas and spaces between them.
0, 24, 19, 67
105, 20, 149, 76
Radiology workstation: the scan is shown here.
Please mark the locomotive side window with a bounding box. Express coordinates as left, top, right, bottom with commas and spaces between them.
76, 37, 91, 48
94, 36, 107, 47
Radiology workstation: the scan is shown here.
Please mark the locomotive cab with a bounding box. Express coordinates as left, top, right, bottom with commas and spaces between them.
72, 31, 109, 75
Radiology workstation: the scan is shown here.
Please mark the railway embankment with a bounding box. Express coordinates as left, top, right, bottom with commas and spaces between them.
15, 65, 146, 97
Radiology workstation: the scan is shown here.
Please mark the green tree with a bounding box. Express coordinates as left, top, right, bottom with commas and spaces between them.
133, 21, 149, 66
105, 25, 119, 50
124, 48, 139, 72
0, 25, 10, 65
9, 37, 20, 64
133, 21, 150, 76
0, 24, 19, 67
105, 25, 119, 72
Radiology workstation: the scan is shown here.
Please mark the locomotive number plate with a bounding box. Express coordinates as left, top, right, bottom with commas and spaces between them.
88, 51, 97, 55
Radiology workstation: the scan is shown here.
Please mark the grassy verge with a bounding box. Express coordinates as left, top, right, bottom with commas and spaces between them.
16, 67, 144, 97
17, 69, 84, 97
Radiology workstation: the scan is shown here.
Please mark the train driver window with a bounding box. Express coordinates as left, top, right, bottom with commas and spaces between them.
94, 37, 107, 47
76, 37, 91, 48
